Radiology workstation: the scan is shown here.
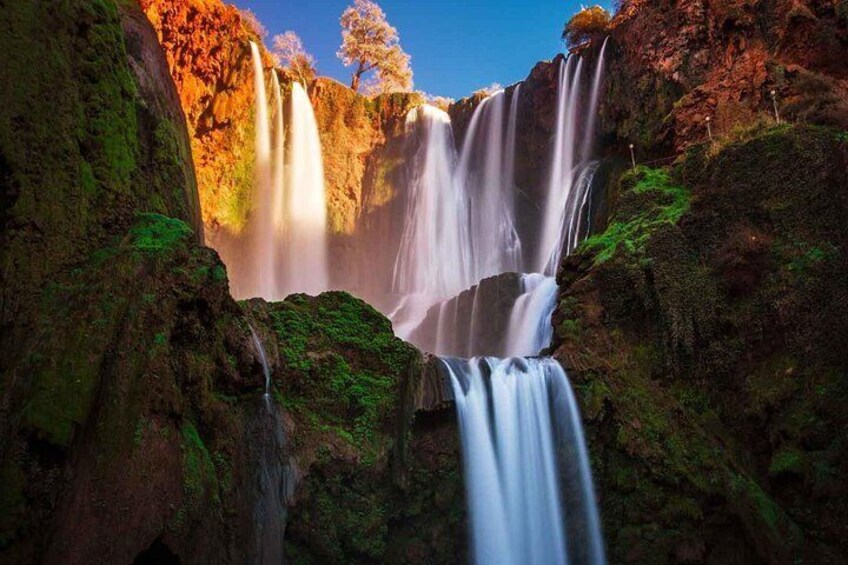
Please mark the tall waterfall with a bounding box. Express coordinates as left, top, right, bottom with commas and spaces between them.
429, 50, 607, 565
285, 82, 329, 296
392, 87, 524, 343
391, 105, 469, 336
444, 356, 605, 565
226, 46, 328, 301
245, 41, 281, 300
455, 89, 522, 280
536, 45, 607, 275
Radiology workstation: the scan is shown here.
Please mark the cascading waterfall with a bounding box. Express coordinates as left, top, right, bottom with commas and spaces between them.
536, 46, 607, 275
285, 82, 329, 297
244, 41, 280, 300
430, 51, 607, 565
455, 89, 523, 280
503, 273, 559, 356
391, 105, 470, 336
443, 356, 605, 565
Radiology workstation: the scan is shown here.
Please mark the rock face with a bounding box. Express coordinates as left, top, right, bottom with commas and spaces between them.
0, 2, 458, 563
603, 0, 848, 154
553, 125, 848, 563
140, 0, 424, 249
141, 0, 267, 234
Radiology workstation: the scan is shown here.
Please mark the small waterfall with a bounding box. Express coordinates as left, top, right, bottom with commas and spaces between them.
443, 356, 605, 565
285, 82, 329, 297
536, 47, 606, 275
248, 324, 286, 564
503, 273, 559, 356
249, 324, 271, 403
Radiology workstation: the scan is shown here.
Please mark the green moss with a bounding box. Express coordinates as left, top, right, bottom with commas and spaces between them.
180, 421, 220, 508
579, 166, 690, 264
129, 213, 193, 254
267, 292, 416, 458
768, 448, 806, 478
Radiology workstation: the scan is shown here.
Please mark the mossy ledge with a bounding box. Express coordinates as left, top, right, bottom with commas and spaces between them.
554, 123, 848, 563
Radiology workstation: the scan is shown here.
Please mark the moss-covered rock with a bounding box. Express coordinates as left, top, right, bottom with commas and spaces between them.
240, 293, 465, 564
554, 124, 848, 562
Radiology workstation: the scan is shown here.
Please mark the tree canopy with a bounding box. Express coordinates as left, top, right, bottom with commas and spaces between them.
562, 6, 611, 48
337, 0, 413, 94
272, 31, 316, 85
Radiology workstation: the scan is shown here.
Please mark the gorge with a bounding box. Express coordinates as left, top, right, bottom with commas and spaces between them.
1, 0, 847, 564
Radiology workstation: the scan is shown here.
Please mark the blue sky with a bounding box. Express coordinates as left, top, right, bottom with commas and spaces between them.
233, 0, 606, 100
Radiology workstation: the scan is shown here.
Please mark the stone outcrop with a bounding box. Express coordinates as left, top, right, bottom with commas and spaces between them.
602, 0, 848, 154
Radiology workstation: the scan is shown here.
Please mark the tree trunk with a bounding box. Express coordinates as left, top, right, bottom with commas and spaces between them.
351, 59, 366, 92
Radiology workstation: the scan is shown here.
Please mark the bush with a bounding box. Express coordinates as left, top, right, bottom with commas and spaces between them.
563, 6, 611, 48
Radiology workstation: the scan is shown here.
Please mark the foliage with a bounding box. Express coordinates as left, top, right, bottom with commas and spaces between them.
579, 166, 690, 263
129, 213, 193, 254
563, 6, 611, 48
337, 0, 413, 94
420, 92, 455, 111
272, 31, 316, 84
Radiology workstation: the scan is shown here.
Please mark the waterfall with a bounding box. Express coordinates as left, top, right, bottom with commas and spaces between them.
455, 89, 522, 280
245, 41, 279, 300
391, 105, 470, 336
249, 324, 271, 403
248, 324, 286, 564
503, 273, 559, 356
224, 48, 328, 301
285, 82, 329, 296
536, 48, 606, 275
443, 356, 605, 565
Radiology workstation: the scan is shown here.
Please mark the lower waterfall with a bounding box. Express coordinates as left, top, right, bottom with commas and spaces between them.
443, 356, 605, 565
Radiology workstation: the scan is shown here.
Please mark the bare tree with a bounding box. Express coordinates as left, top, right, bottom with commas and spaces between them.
272, 31, 317, 84
337, 0, 413, 94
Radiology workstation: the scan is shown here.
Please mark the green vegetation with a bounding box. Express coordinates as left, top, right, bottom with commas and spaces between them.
579, 166, 690, 264
179, 421, 221, 521
129, 213, 193, 254
268, 292, 416, 458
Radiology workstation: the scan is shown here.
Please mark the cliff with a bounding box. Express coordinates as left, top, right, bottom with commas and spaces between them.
140, 0, 424, 246
0, 1, 456, 563
602, 0, 848, 153
552, 123, 848, 562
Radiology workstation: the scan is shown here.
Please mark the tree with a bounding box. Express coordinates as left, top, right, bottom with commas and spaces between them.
337, 0, 413, 94
239, 8, 267, 39
562, 6, 611, 48
272, 32, 317, 84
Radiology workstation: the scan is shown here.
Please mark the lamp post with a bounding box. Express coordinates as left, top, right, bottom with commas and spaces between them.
770, 90, 780, 123
705, 116, 713, 141
629, 143, 636, 169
